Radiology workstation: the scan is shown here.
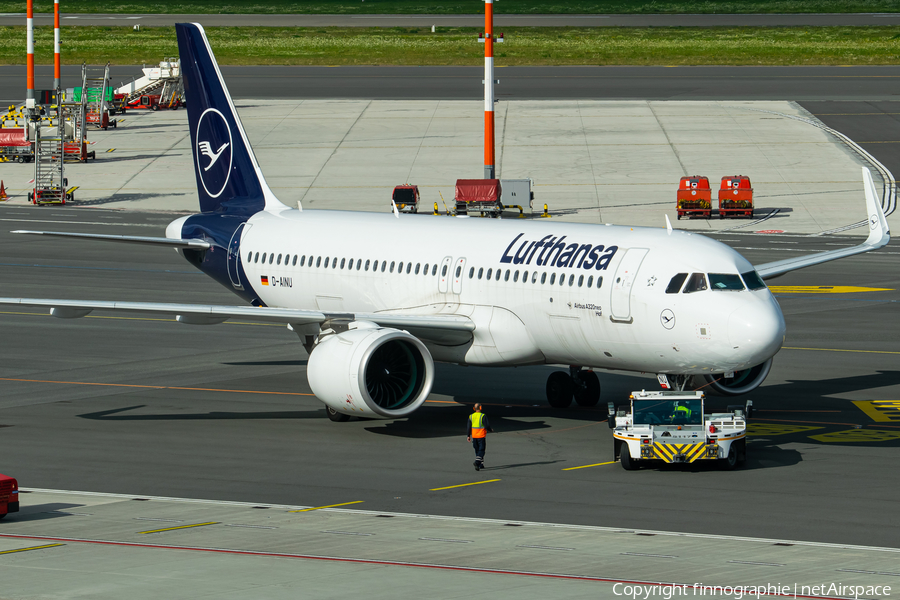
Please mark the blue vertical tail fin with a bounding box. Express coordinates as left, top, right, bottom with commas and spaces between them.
176, 23, 285, 215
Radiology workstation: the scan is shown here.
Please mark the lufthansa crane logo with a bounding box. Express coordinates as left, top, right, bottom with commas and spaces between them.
196, 108, 233, 199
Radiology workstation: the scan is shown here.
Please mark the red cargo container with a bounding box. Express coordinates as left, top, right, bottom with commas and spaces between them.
455, 179, 501, 215
676, 176, 711, 220
0, 129, 33, 163
718, 175, 753, 219
0, 474, 18, 519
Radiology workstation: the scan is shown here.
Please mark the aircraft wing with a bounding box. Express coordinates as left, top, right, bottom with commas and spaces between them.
755, 167, 891, 280
0, 298, 475, 346
11, 230, 212, 249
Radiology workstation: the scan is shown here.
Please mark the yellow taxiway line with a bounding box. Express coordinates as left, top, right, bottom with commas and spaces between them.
138, 522, 219, 534
289, 501, 364, 513
0, 543, 64, 554
562, 461, 617, 471
430, 479, 501, 491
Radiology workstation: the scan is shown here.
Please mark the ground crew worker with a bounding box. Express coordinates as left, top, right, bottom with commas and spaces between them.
672, 401, 692, 422
466, 403, 493, 471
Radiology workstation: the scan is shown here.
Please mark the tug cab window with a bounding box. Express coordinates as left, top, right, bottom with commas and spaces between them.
666, 273, 688, 294
682, 273, 707, 293
741, 271, 767, 291
709, 273, 745, 291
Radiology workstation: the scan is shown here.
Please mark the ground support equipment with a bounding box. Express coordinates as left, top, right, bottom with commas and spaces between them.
454, 179, 502, 216
676, 175, 712, 219
718, 175, 754, 218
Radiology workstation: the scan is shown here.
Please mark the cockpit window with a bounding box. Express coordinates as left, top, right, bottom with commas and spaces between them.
682, 273, 708, 293
741, 271, 767, 291
665, 273, 688, 294
709, 273, 745, 291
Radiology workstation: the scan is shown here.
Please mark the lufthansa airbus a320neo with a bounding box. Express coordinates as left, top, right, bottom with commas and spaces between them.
2, 23, 890, 421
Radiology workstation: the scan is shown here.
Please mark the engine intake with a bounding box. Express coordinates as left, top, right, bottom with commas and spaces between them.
307, 323, 434, 419
701, 358, 773, 396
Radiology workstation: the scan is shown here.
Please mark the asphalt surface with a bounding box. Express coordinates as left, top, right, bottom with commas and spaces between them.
0, 210, 898, 548
3, 12, 900, 27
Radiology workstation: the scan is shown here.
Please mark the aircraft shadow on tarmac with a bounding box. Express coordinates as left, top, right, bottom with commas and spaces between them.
364, 411, 554, 438
70, 191, 190, 206
223, 360, 308, 367
78, 405, 324, 421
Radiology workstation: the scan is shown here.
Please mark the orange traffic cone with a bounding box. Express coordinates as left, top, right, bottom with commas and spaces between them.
0, 180, 7, 201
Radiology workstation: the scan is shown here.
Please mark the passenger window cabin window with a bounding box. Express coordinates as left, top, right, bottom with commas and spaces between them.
578, 275, 584, 287
247, 251, 252, 262
340, 258, 346, 269
541, 273, 547, 284
398, 261, 404, 272
415, 263, 421, 275
262, 253, 267, 263
683, 273, 708, 293
390, 261, 396, 273
666, 273, 688, 294
495, 269, 501, 281
423, 263, 429, 275
597, 276, 603, 289
372, 260, 378, 271
486, 268, 492, 279
365, 259, 370, 271
709, 273, 745, 291
357, 259, 362, 270
569, 274, 575, 286
324, 257, 329, 268
523, 270, 528, 282
299, 255, 305, 267
254, 252, 259, 263
588, 275, 593, 287
333, 257, 338, 269
406, 263, 412, 274
269, 254, 274, 265
478, 267, 483, 280
277, 254, 282, 265
741, 271, 767, 291
532, 272, 537, 284
382, 262, 387, 273
316, 256, 321, 268
513, 271, 519, 283
468, 267, 474, 279
292, 255, 298, 266
441, 265, 448, 277
504, 270, 510, 282
455, 266, 461, 278
432, 265, 438, 276
550, 273, 556, 285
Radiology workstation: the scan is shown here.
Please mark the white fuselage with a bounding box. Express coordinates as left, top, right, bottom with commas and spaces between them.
238, 207, 785, 375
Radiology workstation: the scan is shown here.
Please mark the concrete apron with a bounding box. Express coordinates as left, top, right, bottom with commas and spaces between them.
0, 100, 892, 238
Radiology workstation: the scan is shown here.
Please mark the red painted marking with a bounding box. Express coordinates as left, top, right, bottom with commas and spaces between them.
755, 230, 784, 234
0, 533, 849, 597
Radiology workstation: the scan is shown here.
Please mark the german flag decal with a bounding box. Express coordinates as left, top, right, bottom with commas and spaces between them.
261, 275, 269, 286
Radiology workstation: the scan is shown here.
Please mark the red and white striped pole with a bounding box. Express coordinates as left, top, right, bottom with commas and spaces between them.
54, 0, 61, 91
483, 0, 494, 180
26, 0, 34, 108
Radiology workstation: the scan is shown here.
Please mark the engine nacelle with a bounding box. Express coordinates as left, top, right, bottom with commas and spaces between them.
701, 358, 773, 396
307, 322, 434, 419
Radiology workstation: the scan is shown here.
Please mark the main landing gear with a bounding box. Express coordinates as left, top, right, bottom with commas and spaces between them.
546, 366, 601, 408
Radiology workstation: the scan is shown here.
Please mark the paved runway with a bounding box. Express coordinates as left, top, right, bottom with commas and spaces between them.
3, 12, 900, 27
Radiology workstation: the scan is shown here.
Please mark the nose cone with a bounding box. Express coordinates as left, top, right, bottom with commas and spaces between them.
728, 296, 785, 366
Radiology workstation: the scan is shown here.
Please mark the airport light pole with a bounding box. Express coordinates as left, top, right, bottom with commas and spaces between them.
483, 0, 494, 180
26, 0, 34, 108
54, 0, 61, 91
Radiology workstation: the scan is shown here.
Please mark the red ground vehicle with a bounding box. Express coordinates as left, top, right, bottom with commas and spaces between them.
120, 93, 182, 111
676, 175, 711, 220
718, 175, 754, 218
455, 179, 502, 216
391, 185, 420, 213
0, 474, 19, 519
0, 129, 33, 163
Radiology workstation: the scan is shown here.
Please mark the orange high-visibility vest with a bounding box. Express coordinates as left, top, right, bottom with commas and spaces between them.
469, 412, 487, 438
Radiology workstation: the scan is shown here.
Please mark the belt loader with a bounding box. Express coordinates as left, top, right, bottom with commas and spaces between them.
610, 390, 750, 470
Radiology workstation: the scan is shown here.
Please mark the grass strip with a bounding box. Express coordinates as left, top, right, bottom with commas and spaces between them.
0, 0, 897, 14
1, 26, 899, 66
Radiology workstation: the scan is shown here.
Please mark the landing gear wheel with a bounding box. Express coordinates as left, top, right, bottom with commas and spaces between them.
720, 445, 738, 470
546, 371, 573, 408
326, 406, 350, 422
573, 371, 601, 407
620, 443, 639, 470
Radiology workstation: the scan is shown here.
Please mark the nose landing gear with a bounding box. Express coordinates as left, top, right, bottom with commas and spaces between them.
545, 366, 601, 408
